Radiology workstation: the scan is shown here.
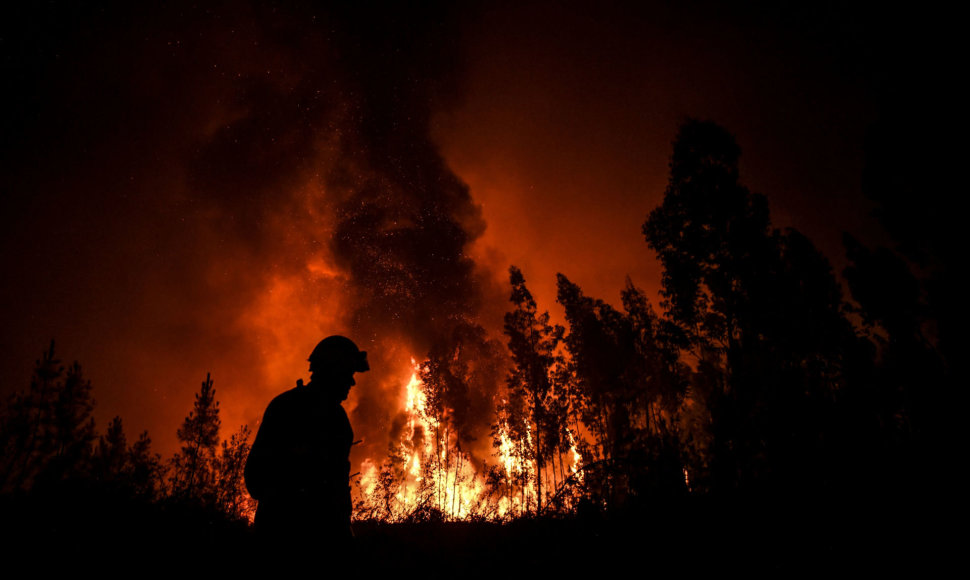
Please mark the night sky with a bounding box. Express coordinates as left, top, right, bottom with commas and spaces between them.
1, 1, 941, 464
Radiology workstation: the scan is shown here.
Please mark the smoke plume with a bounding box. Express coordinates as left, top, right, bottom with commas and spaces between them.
1, 1, 505, 466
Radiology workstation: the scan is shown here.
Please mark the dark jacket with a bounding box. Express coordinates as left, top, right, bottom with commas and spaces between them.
244, 382, 353, 540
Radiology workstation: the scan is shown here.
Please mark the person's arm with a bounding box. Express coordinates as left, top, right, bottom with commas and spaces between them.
244, 398, 280, 501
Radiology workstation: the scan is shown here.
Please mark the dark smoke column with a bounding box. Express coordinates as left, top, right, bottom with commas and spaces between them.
327, 8, 492, 356
325, 5, 487, 353
319, 5, 503, 466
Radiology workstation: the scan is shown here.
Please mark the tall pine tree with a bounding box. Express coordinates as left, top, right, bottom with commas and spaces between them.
171, 373, 220, 503
0, 342, 96, 491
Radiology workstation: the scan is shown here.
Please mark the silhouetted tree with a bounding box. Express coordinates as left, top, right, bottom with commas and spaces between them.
214, 425, 254, 519
501, 266, 564, 513
0, 344, 58, 491
94, 416, 128, 484
0, 342, 96, 491
852, 117, 958, 501
841, 233, 944, 495
171, 373, 220, 503
620, 281, 689, 422
127, 430, 164, 499
91, 416, 163, 499
556, 274, 629, 500
862, 119, 958, 368
41, 360, 97, 484
557, 275, 689, 507
620, 281, 692, 497
643, 120, 861, 495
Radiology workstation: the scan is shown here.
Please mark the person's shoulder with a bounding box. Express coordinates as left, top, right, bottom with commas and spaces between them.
266, 384, 308, 413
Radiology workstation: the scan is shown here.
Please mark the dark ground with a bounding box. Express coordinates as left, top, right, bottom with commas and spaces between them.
1, 487, 940, 575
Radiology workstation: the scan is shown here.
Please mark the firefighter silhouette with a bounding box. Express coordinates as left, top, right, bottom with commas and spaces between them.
244, 335, 369, 548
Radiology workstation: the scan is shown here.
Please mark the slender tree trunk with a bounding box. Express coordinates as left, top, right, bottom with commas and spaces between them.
559, 449, 566, 484
533, 394, 542, 513
434, 424, 442, 512
452, 448, 461, 518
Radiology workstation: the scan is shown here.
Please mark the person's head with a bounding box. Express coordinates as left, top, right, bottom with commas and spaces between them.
307, 335, 369, 400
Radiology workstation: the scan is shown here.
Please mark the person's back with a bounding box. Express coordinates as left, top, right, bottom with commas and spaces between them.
244, 336, 369, 552
245, 381, 353, 541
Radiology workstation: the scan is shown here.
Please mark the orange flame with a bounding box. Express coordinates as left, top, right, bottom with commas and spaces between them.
354, 358, 585, 521
355, 360, 488, 521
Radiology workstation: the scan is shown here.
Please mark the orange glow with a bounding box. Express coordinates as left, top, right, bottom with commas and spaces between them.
353, 359, 586, 521
355, 360, 490, 521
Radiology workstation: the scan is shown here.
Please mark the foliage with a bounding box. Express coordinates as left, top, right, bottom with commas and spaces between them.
841, 233, 946, 494
355, 322, 506, 522
499, 266, 566, 513
0, 118, 944, 530
128, 430, 165, 499
214, 425, 256, 519
643, 119, 866, 494
0, 341, 96, 492
0, 345, 251, 527
93, 416, 165, 499
170, 373, 221, 502
167, 373, 256, 519
557, 275, 689, 506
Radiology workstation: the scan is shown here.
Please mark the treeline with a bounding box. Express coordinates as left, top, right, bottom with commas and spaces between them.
0, 344, 254, 527
1, 119, 949, 536
377, 119, 951, 522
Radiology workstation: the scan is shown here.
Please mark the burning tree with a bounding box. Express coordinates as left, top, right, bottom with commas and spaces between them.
354, 269, 588, 522
356, 331, 502, 523
417, 353, 473, 517
499, 266, 567, 515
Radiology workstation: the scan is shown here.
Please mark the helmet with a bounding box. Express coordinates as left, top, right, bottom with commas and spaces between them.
308, 335, 370, 373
